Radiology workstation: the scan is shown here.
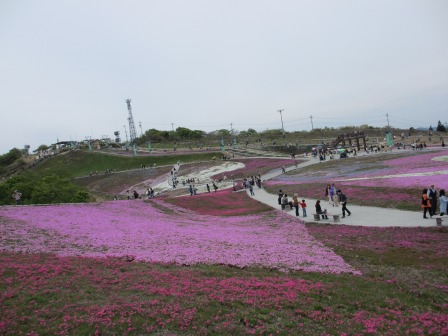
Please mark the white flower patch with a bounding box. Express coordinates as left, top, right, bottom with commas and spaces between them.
335, 169, 448, 182
154, 161, 245, 193
432, 156, 448, 162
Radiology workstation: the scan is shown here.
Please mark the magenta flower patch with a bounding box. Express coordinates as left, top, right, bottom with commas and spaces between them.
0, 200, 359, 274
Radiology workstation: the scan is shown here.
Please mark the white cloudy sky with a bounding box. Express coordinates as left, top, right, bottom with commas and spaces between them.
1, 0, 447, 154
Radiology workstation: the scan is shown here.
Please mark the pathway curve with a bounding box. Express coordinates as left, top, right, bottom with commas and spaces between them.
248, 153, 445, 228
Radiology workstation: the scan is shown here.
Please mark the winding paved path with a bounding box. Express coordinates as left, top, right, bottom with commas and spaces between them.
248, 152, 446, 228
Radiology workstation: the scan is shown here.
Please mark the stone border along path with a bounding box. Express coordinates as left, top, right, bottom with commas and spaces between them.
247, 149, 448, 228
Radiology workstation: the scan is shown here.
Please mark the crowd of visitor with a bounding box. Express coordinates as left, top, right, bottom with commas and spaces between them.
422, 184, 447, 218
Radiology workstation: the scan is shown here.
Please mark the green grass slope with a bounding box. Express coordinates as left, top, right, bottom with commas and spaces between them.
30, 150, 219, 178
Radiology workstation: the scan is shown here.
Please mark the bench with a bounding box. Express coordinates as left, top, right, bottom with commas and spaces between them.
282, 205, 291, 211
432, 215, 443, 227
332, 214, 341, 223
313, 213, 341, 222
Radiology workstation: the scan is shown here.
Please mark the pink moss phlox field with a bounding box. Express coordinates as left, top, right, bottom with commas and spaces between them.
0, 253, 329, 334
305, 225, 448, 256
164, 189, 272, 216
267, 150, 448, 189
0, 200, 358, 274
351, 310, 448, 335
336, 151, 448, 188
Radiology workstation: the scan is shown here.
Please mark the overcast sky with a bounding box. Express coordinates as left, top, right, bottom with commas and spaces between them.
1, 0, 447, 154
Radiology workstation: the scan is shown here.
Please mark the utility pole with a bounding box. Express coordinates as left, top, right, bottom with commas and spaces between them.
139, 121, 143, 137
123, 125, 128, 143
309, 115, 314, 130
277, 109, 285, 138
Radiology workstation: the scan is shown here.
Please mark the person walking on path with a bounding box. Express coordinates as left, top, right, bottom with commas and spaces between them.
332, 189, 340, 207
281, 194, 289, 209
337, 189, 351, 218
299, 200, 307, 217
12, 190, 22, 205
249, 183, 255, 196
439, 189, 447, 216
325, 184, 333, 205
330, 183, 338, 207
278, 190, 283, 205
206, 184, 210, 193
427, 185, 438, 216
293, 193, 300, 217
422, 188, 432, 218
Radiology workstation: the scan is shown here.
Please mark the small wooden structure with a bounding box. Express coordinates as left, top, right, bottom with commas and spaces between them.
331, 131, 367, 151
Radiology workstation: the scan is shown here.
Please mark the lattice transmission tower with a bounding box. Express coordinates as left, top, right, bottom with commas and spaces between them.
126, 99, 137, 143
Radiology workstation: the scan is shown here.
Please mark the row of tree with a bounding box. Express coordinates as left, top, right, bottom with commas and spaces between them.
135, 126, 358, 144
0, 173, 91, 205
435, 121, 447, 132
134, 123, 447, 145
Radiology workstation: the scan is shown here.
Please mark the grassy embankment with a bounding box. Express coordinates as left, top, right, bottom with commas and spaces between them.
31, 150, 220, 178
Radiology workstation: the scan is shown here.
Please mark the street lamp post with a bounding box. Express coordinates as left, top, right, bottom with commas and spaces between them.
277, 109, 285, 138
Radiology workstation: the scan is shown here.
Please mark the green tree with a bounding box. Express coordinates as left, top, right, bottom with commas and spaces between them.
71, 190, 91, 203
175, 127, 193, 139
143, 129, 164, 142
239, 128, 258, 137
191, 130, 206, 139
0, 148, 22, 166
215, 129, 231, 137
0, 174, 35, 205
259, 129, 283, 137
30, 174, 87, 204
436, 120, 446, 132
34, 144, 50, 153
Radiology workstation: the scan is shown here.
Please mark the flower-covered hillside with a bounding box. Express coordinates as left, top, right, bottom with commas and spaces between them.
0, 199, 358, 274
265, 150, 448, 210
164, 189, 272, 216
